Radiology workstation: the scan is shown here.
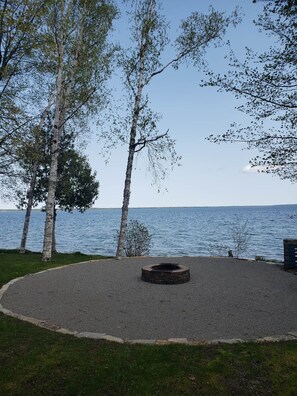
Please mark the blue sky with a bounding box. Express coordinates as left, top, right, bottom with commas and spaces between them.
1, 0, 296, 209
88, 0, 297, 208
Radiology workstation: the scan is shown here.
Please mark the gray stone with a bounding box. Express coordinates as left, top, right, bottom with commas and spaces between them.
288, 331, 297, 338
102, 335, 124, 343
167, 338, 189, 344
76, 332, 107, 339
256, 334, 297, 343
56, 328, 77, 335
210, 338, 244, 345
128, 339, 157, 345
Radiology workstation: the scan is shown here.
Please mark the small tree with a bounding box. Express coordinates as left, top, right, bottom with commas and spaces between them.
229, 215, 252, 258
51, 149, 99, 253
117, 220, 152, 257
17, 128, 99, 253
209, 215, 252, 258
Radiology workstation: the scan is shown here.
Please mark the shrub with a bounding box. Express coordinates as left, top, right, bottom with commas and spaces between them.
209, 216, 253, 258
118, 220, 152, 257
229, 215, 252, 258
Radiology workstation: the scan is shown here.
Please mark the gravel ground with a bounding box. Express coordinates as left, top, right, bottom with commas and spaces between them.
1, 257, 297, 341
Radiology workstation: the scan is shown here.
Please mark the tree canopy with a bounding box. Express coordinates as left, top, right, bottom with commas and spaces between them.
41, 0, 117, 260
104, 0, 240, 258
0, 0, 48, 187
205, 0, 297, 182
17, 126, 99, 213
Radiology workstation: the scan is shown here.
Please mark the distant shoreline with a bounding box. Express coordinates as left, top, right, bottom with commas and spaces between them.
1, 203, 297, 211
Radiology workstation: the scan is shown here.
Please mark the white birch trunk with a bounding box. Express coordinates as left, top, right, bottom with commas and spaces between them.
116, 1, 155, 258
42, 5, 85, 261
116, 142, 136, 259
20, 98, 53, 254
42, 62, 64, 261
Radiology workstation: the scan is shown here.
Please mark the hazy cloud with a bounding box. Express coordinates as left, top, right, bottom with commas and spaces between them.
242, 164, 266, 173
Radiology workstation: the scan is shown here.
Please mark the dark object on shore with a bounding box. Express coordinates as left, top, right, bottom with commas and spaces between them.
228, 250, 233, 257
141, 263, 190, 284
283, 239, 297, 270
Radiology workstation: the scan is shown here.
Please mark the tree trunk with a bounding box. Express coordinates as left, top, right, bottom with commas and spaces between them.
116, 145, 136, 259
52, 204, 57, 254
19, 162, 38, 253
19, 98, 53, 254
116, 2, 153, 258
42, 64, 64, 261
42, 133, 61, 260
42, 6, 85, 261
116, 75, 146, 259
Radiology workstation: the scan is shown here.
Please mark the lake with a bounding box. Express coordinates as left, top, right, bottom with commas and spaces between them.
1, 205, 297, 260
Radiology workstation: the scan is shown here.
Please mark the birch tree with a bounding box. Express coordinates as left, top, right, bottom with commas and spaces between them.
108, 0, 239, 258
18, 99, 55, 253
17, 128, 99, 254
0, 0, 48, 188
41, 0, 116, 261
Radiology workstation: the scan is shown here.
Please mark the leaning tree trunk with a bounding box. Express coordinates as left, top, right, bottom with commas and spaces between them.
19, 162, 38, 253
20, 99, 53, 254
116, 14, 149, 258
116, 144, 137, 259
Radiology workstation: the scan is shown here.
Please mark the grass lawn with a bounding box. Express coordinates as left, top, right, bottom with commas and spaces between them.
0, 250, 297, 395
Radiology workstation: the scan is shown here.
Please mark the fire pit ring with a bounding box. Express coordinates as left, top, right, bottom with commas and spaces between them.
141, 263, 190, 284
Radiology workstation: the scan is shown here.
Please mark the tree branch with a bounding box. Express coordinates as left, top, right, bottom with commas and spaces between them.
59, 87, 97, 127
224, 83, 297, 109
148, 33, 219, 81
132, 130, 169, 152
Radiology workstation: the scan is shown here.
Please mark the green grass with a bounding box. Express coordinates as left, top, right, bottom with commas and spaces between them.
0, 249, 109, 286
1, 250, 297, 395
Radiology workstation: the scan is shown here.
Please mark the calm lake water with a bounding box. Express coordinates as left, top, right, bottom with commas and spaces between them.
1, 205, 297, 260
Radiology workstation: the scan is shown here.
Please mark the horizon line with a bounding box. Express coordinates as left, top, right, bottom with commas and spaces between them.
1, 203, 296, 211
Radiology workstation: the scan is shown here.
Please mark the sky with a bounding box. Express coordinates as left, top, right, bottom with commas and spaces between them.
1, 0, 297, 209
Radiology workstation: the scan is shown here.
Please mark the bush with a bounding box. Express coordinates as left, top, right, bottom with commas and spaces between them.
209, 216, 253, 258
229, 215, 252, 258
123, 220, 152, 257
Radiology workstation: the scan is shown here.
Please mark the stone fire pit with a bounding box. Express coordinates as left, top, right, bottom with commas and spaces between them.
141, 263, 190, 284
